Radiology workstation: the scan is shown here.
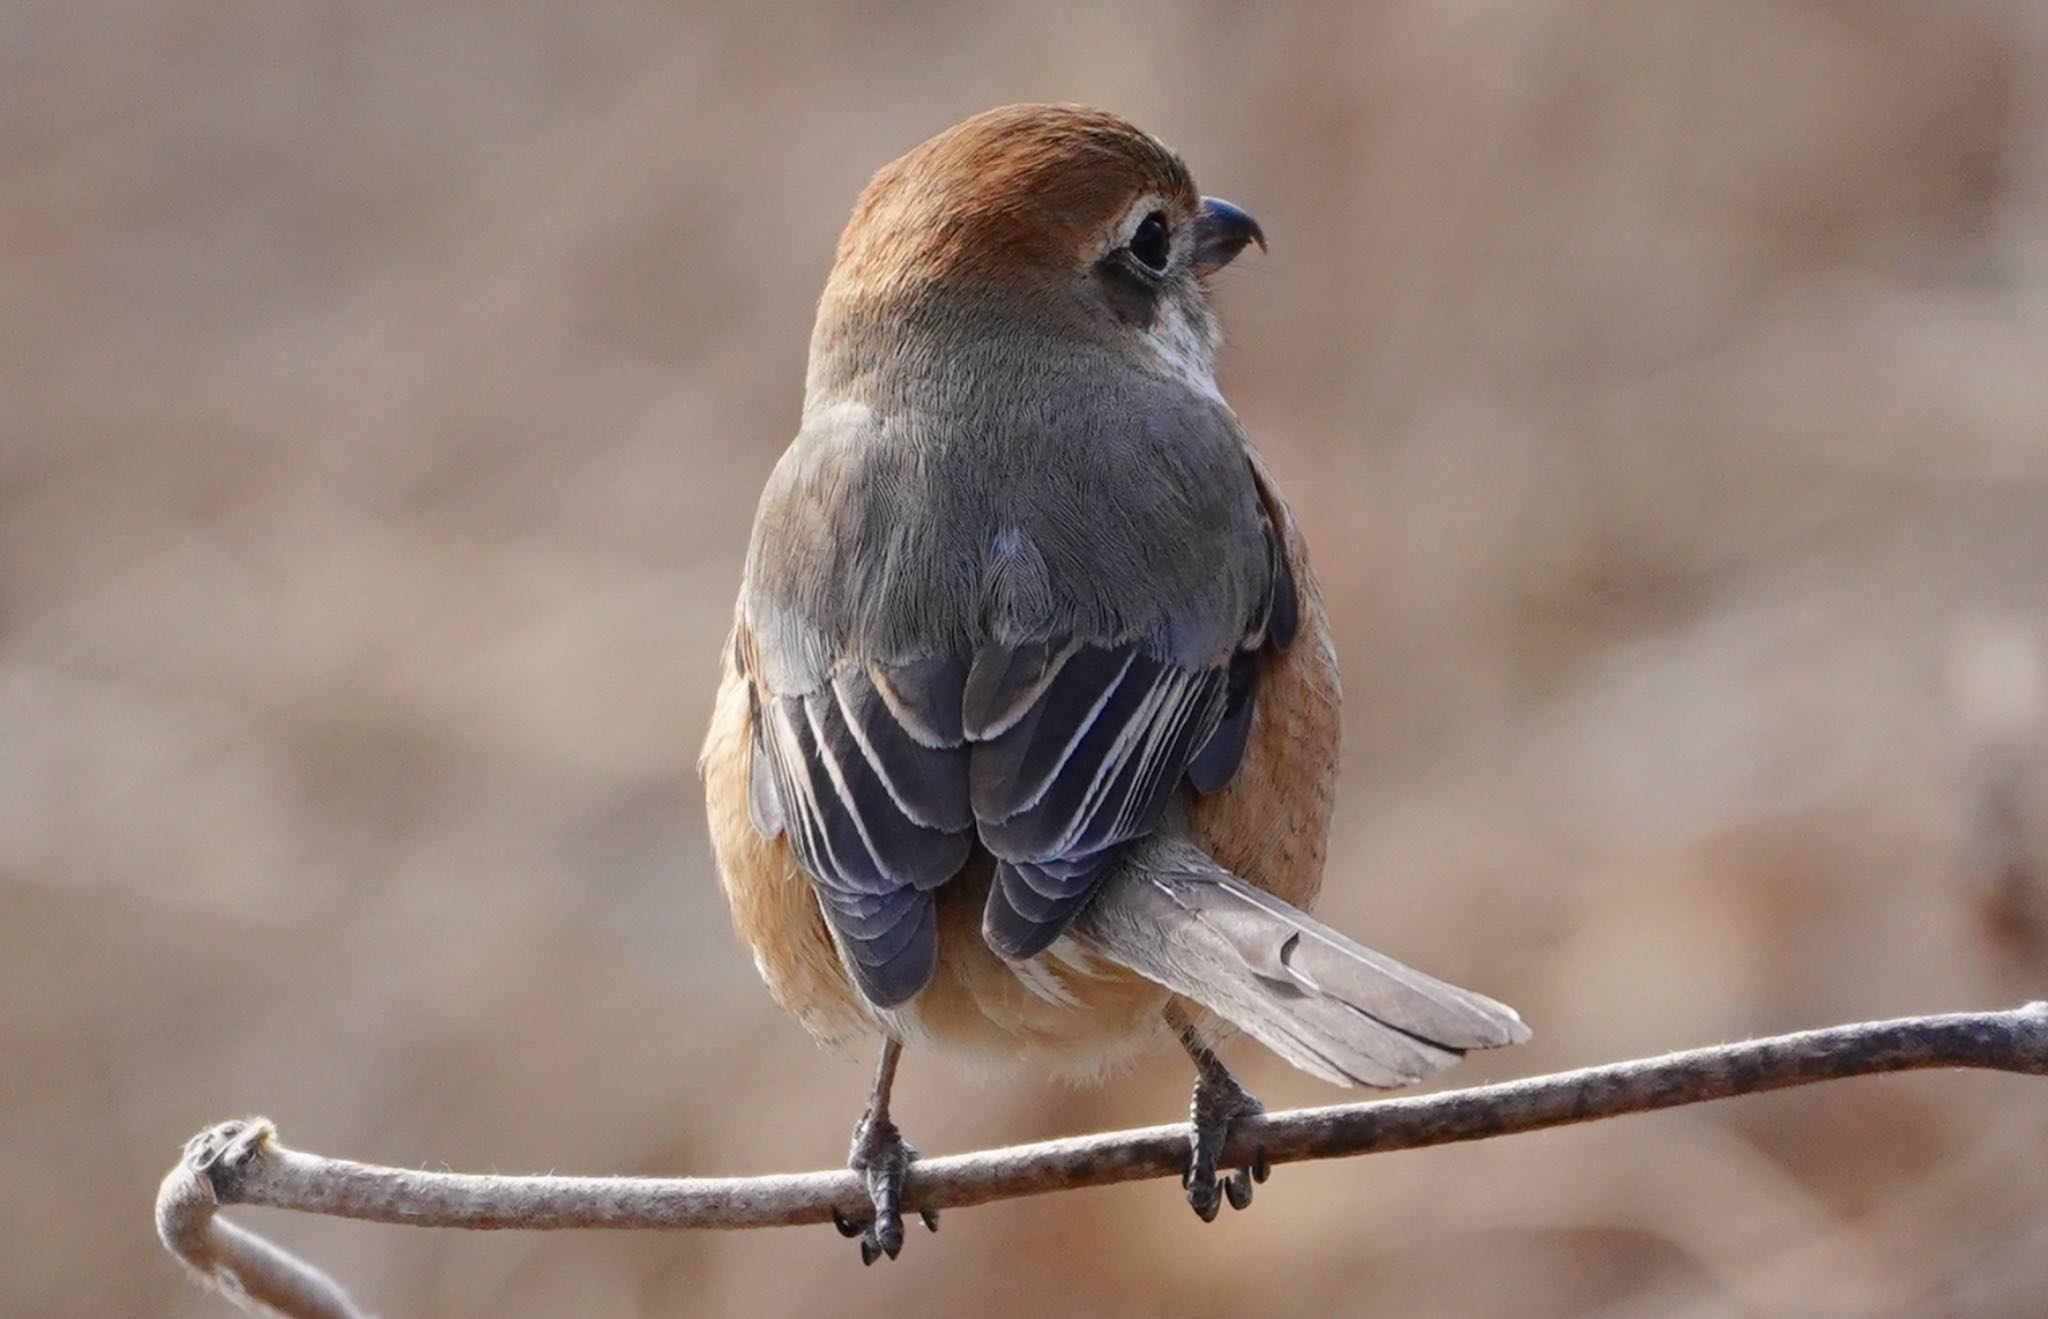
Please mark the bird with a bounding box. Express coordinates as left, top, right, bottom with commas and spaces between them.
699, 103, 1528, 1263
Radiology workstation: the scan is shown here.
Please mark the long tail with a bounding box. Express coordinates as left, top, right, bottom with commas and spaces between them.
1072, 835, 1529, 1088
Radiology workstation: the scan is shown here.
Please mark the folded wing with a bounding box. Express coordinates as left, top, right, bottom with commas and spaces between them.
740, 381, 1294, 1007
749, 657, 970, 1006
743, 541, 1295, 1006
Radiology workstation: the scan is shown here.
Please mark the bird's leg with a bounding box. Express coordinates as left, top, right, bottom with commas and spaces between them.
828, 1037, 936, 1263
1165, 1002, 1270, 1221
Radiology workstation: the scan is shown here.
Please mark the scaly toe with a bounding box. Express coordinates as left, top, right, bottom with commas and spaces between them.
867, 1200, 905, 1260
1189, 1182, 1223, 1222
846, 1114, 917, 1263
1184, 1068, 1265, 1222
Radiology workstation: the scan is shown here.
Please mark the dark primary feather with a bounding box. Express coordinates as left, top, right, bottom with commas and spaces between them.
872, 654, 969, 748
823, 886, 937, 1007
832, 667, 971, 832
960, 639, 1067, 742
1185, 648, 1260, 794
1263, 527, 1299, 649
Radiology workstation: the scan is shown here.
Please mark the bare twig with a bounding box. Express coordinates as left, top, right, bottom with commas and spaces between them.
160, 1003, 2048, 1318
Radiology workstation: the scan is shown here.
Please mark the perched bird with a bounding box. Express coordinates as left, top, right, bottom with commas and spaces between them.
701, 103, 1527, 1262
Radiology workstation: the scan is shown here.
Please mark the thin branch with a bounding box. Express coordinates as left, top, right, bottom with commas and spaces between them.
161, 1003, 2048, 1318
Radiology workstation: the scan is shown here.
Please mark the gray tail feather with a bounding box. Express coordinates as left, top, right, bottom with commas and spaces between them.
1072, 835, 1530, 1088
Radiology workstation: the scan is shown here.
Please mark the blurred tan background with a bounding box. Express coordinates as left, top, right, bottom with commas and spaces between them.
7, 2, 2048, 1316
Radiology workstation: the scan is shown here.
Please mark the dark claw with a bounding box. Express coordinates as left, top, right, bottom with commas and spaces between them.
832, 1207, 866, 1238
871, 1208, 904, 1260
920, 1206, 941, 1233
1184, 1138, 1223, 1221
859, 1237, 882, 1267
1250, 1150, 1271, 1184
1182, 1061, 1265, 1222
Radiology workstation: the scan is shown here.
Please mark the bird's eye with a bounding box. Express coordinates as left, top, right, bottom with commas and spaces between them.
1128, 212, 1171, 272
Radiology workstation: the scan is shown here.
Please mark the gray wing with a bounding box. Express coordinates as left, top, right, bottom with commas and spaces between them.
965, 505, 1298, 959
739, 390, 1291, 1004
748, 650, 972, 1006
965, 638, 1230, 958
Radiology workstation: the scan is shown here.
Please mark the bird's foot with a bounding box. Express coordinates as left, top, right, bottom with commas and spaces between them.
831, 1110, 937, 1263
1184, 1066, 1269, 1222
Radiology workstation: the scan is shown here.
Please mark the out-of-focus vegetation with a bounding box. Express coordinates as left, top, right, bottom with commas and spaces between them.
6, 3, 2047, 1315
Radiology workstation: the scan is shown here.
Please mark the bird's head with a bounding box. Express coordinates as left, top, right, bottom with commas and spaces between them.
812, 104, 1264, 394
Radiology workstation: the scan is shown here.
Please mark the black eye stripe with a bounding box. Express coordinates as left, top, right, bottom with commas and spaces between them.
1128, 211, 1170, 272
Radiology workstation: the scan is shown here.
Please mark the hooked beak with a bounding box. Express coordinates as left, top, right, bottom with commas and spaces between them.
1192, 196, 1266, 277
